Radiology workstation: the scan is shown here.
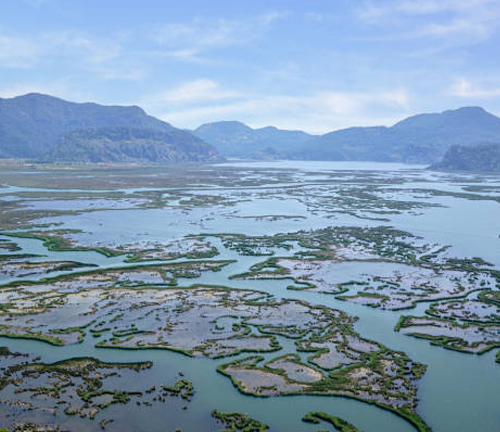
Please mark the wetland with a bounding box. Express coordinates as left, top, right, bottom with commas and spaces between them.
0, 161, 499, 432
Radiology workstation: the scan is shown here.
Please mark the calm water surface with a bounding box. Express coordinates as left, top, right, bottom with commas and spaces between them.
1, 161, 499, 432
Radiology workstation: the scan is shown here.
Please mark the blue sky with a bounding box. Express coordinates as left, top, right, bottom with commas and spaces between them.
1, 0, 500, 133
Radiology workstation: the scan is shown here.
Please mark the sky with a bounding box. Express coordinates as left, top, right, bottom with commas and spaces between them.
1, 0, 500, 134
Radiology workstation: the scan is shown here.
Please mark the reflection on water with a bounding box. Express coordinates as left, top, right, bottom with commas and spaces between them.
1, 161, 500, 432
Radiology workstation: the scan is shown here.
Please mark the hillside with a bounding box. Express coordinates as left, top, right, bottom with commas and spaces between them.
0, 93, 220, 162
294, 107, 500, 164
193, 121, 313, 158
429, 143, 500, 173
3, 94, 500, 164
45, 127, 221, 163
193, 107, 500, 163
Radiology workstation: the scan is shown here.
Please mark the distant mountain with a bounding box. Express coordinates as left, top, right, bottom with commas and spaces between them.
193, 108, 500, 163
45, 126, 220, 163
429, 143, 500, 173
0, 93, 220, 162
193, 121, 313, 158
294, 107, 500, 164
3, 95, 500, 165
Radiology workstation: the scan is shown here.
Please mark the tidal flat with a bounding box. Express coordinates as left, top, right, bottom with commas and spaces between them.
0, 161, 500, 432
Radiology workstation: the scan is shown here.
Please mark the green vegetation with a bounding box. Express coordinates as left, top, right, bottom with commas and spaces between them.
212, 410, 269, 432
302, 411, 364, 432
5, 230, 123, 257
0, 240, 21, 251
396, 315, 500, 357
162, 379, 194, 401
0, 253, 40, 262
217, 310, 431, 432
0, 350, 152, 417
6, 161, 498, 432
479, 290, 500, 306
0, 259, 96, 278
4, 230, 222, 262
0, 326, 66, 345
227, 225, 499, 311
0, 347, 199, 430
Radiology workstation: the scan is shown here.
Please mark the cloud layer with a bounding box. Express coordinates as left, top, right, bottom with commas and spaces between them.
1, 0, 500, 132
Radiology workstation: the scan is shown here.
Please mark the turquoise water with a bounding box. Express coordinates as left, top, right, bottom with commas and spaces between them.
1, 161, 500, 432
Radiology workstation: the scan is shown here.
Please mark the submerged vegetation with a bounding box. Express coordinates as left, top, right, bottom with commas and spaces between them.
1, 161, 500, 431
0, 347, 197, 430
228, 226, 498, 311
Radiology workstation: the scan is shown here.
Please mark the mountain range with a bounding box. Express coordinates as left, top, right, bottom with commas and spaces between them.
194, 107, 500, 164
2, 93, 500, 165
193, 121, 312, 159
0, 93, 220, 163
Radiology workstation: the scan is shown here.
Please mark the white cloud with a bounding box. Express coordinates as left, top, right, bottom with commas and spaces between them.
450, 78, 500, 98
152, 79, 242, 104
149, 80, 410, 133
357, 0, 500, 47
88, 65, 147, 81
0, 29, 145, 81
163, 48, 201, 61
151, 12, 289, 62
153, 12, 288, 47
418, 18, 490, 40
0, 30, 120, 69
258, 11, 290, 26
59, 34, 122, 64
0, 32, 41, 68
359, 0, 498, 20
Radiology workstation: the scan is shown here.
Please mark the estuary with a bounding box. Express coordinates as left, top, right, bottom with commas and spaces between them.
0, 161, 499, 432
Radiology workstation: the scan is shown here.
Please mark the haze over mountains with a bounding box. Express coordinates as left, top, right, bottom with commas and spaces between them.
193, 121, 312, 159
194, 107, 500, 164
1, 93, 500, 166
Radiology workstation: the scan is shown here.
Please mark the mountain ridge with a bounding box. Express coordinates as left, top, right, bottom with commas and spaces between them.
194, 106, 500, 163
2, 93, 500, 164
294, 106, 500, 163
193, 120, 314, 158
0, 93, 220, 163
